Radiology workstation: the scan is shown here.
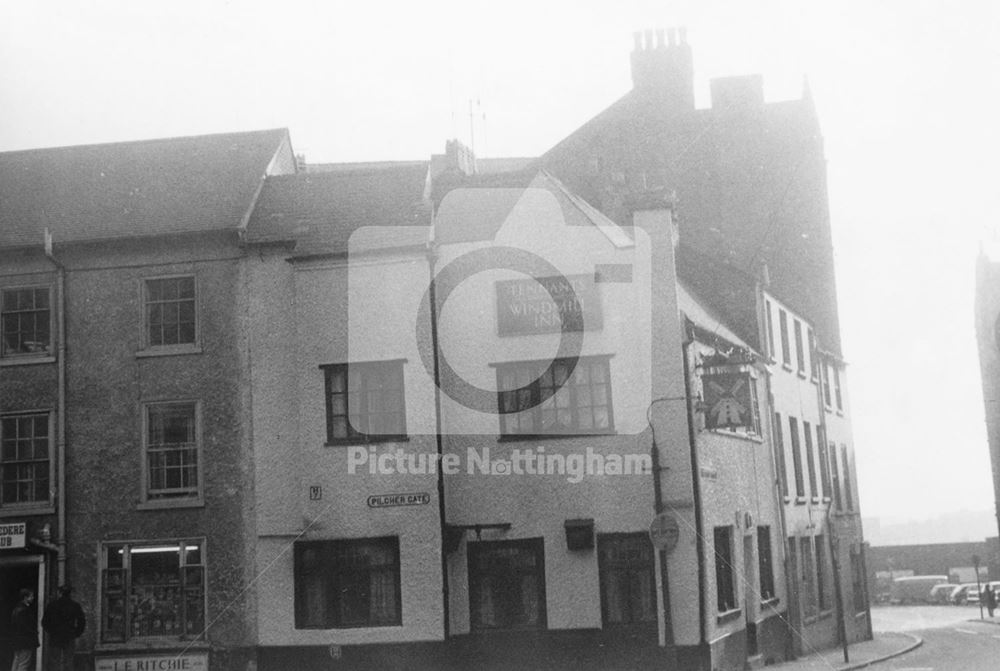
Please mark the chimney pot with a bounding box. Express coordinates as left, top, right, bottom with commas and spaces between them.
656, 29, 665, 49
633, 31, 642, 51
679, 27, 688, 44
644, 30, 654, 50
668, 28, 677, 46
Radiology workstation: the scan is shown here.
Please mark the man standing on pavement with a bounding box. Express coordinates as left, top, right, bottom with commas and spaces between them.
41, 585, 85, 671
9, 588, 38, 671
983, 583, 997, 618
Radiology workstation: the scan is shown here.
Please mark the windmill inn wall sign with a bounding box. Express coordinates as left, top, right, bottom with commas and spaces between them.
496, 274, 603, 336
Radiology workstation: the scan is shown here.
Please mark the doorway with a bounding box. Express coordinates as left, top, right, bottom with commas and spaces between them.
0, 555, 45, 671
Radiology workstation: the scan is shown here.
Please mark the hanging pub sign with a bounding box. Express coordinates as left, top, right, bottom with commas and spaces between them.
495, 274, 602, 336
702, 370, 755, 431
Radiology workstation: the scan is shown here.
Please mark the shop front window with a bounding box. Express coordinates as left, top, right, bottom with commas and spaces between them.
102, 541, 205, 642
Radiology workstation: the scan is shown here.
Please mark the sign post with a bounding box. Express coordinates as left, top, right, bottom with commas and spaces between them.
974, 554, 983, 620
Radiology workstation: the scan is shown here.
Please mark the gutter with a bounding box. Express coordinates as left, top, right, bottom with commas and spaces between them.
425, 237, 450, 640
681, 322, 709, 659
43, 230, 67, 586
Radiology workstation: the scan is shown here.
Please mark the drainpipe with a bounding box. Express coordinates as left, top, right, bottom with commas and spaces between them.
681, 324, 708, 663
648, 416, 677, 662
425, 237, 450, 640
43, 231, 67, 586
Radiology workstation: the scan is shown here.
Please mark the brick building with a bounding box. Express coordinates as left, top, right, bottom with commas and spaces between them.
0, 129, 296, 670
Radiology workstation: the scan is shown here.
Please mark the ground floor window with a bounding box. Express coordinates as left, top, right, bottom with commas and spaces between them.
815, 535, 829, 612
294, 537, 401, 628
714, 526, 737, 612
468, 538, 546, 630
757, 526, 776, 601
598, 533, 656, 625
101, 540, 205, 642
851, 549, 867, 613
799, 536, 817, 617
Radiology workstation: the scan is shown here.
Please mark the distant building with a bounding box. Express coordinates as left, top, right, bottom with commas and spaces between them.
974, 250, 1000, 559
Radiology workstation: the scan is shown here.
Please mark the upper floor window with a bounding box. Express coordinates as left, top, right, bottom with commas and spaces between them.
765, 300, 775, 360
841, 445, 855, 510
822, 362, 833, 407
294, 537, 401, 629
144, 276, 196, 348
807, 328, 819, 380
0, 413, 51, 505
833, 366, 843, 412
788, 416, 805, 499
144, 402, 200, 502
1, 287, 51, 357
804, 420, 818, 498
101, 540, 205, 642
773, 413, 788, 498
778, 309, 791, 368
323, 361, 406, 444
793, 319, 805, 375
496, 357, 613, 437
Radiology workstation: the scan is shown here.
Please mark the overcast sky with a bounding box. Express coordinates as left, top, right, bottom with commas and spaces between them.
2, 0, 998, 523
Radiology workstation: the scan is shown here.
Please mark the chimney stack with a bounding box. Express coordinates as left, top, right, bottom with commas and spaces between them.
630, 26, 694, 110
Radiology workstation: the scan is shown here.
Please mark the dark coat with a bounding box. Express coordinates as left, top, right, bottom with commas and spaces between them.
41, 596, 85, 647
10, 602, 38, 650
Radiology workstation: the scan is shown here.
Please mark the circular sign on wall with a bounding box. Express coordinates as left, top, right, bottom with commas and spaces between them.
649, 512, 680, 553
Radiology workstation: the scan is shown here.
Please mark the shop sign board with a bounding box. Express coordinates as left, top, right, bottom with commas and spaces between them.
0, 522, 25, 549
95, 652, 208, 671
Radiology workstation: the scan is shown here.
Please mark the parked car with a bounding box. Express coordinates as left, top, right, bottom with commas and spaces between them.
930, 583, 958, 604
951, 583, 979, 604
890, 575, 949, 604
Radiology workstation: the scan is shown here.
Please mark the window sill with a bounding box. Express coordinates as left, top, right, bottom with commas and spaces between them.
95, 639, 209, 652
0, 355, 55, 367
136, 345, 202, 359
705, 429, 763, 444
497, 431, 616, 443
325, 436, 410, 447
0, 505, 54, 517
716, 608, 742, 625
854, 611, 868, 620
794, 496, 807, 505
796, 370, 807, 379
136, 498, 204, 511
783, 495, 791, 503
811, 496, 821, 504
781, 363, 793, 372
761, 597, 781, 609
836, 410, 844, 417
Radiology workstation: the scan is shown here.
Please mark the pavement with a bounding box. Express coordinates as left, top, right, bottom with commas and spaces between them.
766, 631, 922, 671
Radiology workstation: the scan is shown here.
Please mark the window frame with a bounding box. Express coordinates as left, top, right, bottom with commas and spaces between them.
778, 309, 791, 368
0, 410, 54, 509
788, 417, 806, 499
815, 534, 829, 612
0, 284, 54, 360
140, 274, 199, 353
799, 536, 817, 617
494, 355, 615, 439
773, 412, 788, 498
713, 526, 738, 613
293, 536, 402, 629
757, 526, 776, 602
140, 400, 203, 508
833, 366, 844, 412
468, 537, 547, 631
99, 538, 207, 643
793, 319, 805, 375
765, 300, 776, 361
804, 420, 818, 500
841, 445, 854, 510
321, 360, 408, 446
597, 533, 657, 627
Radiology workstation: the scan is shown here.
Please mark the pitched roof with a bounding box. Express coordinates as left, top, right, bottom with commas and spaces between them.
0, 128, 290, 247
244, 163, 432, 256
540, 85, 844, 355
